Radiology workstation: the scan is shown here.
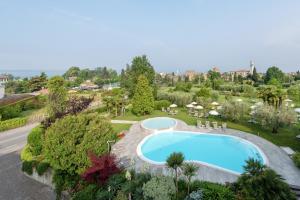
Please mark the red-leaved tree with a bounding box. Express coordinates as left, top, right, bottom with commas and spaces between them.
81, 152, 121, 185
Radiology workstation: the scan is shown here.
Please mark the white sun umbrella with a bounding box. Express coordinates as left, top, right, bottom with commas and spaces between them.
191, 102, 197, 105
284, 99, 293, 102
295, 108, 300, 113
236, 98, 243, 102
211, 102, 219, 106
250, 105, 256, 109
195, 105, 203, 110
209, 110, 219, 116
255, 102, 263, 106
169, 104, 177, 108
186, 104, 194, 108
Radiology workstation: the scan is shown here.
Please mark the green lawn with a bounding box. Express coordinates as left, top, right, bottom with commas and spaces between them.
112, 123, 132, 134
114, 109, 300, 151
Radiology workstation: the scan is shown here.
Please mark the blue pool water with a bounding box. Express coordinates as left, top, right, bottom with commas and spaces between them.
142, 117, 176, 130
139, 131, 265, 174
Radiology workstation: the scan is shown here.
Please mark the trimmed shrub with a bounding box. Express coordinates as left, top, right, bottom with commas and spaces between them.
154, 100, 171, 110
292, 152, 300, 168
143, 176, 176, 200
36, 162, 50, 176
174, 82, 192, 92
185, 190, 203, 200
0, 104, 22, 120
22, 160, 35, 175
52, 169, 80, 197
44, 113, 116, 174
191, 181, 235, 200
20, 144, 34, 161
73, 184, 98, 200
27, 125, 44, 156
0, 117, 27, 132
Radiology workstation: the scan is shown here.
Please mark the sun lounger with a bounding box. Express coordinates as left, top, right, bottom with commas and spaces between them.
212, 122, 218, 129
296, 135, 300, 139
221, 123, 227, 131
205, 121, 211, 129
280, 146, 295, 156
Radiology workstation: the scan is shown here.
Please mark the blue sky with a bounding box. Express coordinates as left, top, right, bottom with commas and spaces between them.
0, 0, 300, 73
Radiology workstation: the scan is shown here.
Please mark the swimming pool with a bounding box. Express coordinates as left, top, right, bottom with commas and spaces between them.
141, 117, 177, 131
137, 131, 267, 174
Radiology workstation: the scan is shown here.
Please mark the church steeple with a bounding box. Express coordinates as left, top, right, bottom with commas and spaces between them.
250, 60, 255, 75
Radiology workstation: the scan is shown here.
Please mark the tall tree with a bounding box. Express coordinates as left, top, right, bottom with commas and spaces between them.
63, 66, 80, 78
47, 76, 67, 118
132, 75, 154, 115
121, 55, 155, 96
251, 67, 259, 82
264, 66, 284, 84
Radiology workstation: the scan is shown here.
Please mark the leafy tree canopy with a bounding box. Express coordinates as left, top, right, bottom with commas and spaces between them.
264, 66, 284, 84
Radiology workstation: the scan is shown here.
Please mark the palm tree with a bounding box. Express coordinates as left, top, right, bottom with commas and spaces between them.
235, 158, 296, 200
182, 163, 199, 194
166, 152, 185, 198
243, 158, 266, 176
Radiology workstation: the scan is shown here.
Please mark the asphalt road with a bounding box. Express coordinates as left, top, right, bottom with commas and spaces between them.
0, 124, 55, 200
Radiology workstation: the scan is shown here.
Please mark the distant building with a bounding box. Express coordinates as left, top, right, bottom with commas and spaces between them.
212, 67, 221, 73
229, 61, 255, 81
0, 75, 8, 84
184, 70, 198, 81
79, 80, 98, 90
0, 75, 8, 99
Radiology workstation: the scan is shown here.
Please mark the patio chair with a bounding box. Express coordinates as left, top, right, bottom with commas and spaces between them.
198, 112, 204, 118
212, 121, 218, 129
193, 112, 198, 117
222, 123, 227, 131
205, 121, 211, 129
174, 110, 178, 115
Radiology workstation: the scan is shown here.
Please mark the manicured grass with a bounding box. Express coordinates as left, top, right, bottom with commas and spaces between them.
114, 109, 300, 151
112, 123, 132, 134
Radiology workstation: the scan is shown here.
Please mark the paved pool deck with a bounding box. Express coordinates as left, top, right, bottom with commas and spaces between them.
112, 119, 300, 186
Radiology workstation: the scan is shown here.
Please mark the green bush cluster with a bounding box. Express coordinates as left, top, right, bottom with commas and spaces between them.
27, 125, 44, 156
20, 144, 34, 161
22, 160, 36, 175
174, 82, 193, 92
191, 181, 235, 200
0, 117, 27, 132
154, 100, 171, 110
157, 90, 193, 107
36, 162, 50, 176
44, 113, 116, 174
292, 152, 300, 168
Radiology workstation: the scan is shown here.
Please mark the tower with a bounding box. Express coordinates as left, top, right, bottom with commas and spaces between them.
250, 60, 255, 75
0, 84, 4, 99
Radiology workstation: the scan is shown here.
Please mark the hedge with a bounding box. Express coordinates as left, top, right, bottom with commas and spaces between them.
27, 125, 44, 156
292, 152, 300, 168
20, 144, 34, 161
0, 117, 27, 132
